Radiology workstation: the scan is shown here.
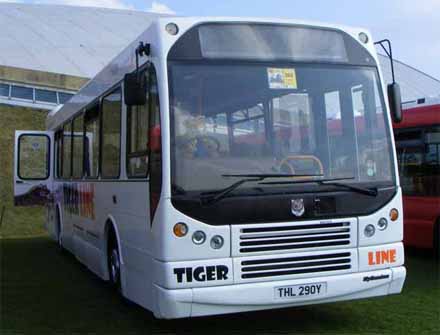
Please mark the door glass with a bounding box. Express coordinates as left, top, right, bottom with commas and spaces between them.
18, 135, 50, 179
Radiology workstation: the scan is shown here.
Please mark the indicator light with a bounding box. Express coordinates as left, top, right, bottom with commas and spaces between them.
173, 223, 188, 237
359, 32, 369, 44
390, 208, 399, 221
166, 23, 179, 35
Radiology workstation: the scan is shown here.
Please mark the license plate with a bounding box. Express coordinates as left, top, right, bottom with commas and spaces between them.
275, 282, 327, 300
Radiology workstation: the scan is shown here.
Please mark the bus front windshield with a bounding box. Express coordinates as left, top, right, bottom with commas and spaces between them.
169, 63, 395, 194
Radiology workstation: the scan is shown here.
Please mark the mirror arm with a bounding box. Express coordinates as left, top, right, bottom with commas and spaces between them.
374, 39, 395, 84
135, 42, 151, 82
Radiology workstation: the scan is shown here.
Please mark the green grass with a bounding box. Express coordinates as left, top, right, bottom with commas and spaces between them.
1, 236, 439, 335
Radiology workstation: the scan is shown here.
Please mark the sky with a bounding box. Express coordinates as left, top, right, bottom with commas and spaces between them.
2, 0, 440, 79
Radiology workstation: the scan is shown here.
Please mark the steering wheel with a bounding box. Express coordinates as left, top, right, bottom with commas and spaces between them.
279, 155, 324, 176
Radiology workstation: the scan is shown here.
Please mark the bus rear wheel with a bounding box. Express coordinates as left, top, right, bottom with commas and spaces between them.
108, 235, 122, 292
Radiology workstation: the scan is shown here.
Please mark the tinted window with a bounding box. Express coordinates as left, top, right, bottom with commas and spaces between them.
11, 85, 33, 100
62, 122, 72, 178
18, 135, 50, 180
72, 114, 84, 179
35, 89, 57, 103
169, 63, 394, 193
59, 92, 74, 104
84, 106, 100, 178
396, 126, 440, 196
0, 83, 10, 97
101, 88, 121, 178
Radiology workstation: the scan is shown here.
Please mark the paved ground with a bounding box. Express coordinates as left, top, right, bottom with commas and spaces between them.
1, 236, 439, 335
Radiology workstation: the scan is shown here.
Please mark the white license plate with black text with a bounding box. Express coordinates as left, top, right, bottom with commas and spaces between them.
275, 282, 327, 300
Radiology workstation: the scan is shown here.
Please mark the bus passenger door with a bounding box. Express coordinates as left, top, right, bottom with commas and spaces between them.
13, 131, 54, 207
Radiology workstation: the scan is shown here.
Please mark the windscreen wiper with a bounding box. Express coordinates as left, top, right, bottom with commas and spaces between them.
260, 177, 378, 197
201, 174, 323, 206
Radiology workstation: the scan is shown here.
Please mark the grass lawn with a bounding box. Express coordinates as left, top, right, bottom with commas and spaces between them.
1, 231, 439, 334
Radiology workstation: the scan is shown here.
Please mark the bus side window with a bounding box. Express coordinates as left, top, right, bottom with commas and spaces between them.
72, 113, 84, 179
101, 88, 122, 179
84, 104, 100, 178
127, 70, 149, 178
62, 121, 72, 179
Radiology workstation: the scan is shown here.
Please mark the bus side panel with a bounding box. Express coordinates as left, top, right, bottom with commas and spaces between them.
403, 195, 440, 248
94, 181, 153, 309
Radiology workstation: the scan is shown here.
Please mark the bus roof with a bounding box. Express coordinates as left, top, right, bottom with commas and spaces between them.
46, 16, 374, 130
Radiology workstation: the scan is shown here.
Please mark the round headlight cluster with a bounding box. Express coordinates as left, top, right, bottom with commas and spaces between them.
174, 223, 225, 249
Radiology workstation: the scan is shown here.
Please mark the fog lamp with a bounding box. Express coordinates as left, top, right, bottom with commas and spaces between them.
390, 208, 399, 221
173, 223, 188, 237
210, 235, 224, 249
192, 231, 206, 245
166, 23, 179, 35
378, 217, 388, 231
364, 224, 375, 237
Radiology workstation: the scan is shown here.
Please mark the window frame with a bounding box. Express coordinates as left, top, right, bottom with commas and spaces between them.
84, 103, 101, 180
54, 129, 63, 179
17, 133, 51, 181
126, 68, 151, 179
62, 120, 73, 179
72, 112, 85, 179
100, 86, 122, 180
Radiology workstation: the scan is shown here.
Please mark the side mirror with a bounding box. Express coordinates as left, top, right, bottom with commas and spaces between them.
387, 82, 402, 123
124, 73, 147, 106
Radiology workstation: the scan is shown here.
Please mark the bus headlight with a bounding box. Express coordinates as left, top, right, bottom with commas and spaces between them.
192, 231, 206, 245
210, 235, 224, 249
364, 224, 375, 237
378, 217, 388, 231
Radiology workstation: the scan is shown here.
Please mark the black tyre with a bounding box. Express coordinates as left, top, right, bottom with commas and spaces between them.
108, 234, 122, 292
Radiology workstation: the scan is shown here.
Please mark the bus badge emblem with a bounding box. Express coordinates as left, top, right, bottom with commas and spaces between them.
291, 199, 305, 217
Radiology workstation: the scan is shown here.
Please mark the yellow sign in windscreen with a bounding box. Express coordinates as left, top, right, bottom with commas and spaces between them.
267, 68, 298, 89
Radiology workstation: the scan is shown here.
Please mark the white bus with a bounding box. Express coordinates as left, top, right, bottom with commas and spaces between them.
13, 16, 406, 319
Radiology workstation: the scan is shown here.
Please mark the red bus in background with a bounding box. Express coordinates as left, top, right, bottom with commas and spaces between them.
393, 98, 440, 257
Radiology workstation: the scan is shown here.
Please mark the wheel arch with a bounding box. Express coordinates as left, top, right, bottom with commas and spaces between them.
104, 215, 124, 265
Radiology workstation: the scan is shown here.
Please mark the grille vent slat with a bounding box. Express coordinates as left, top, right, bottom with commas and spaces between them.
240, 251, 352, 280
239, 221, 352, 254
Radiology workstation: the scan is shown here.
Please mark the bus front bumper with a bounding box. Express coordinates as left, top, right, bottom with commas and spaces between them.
152, 266, 406, 319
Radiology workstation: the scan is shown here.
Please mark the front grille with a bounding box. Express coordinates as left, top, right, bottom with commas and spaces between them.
240, 251, 352, 280
238, 221, 352, 254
